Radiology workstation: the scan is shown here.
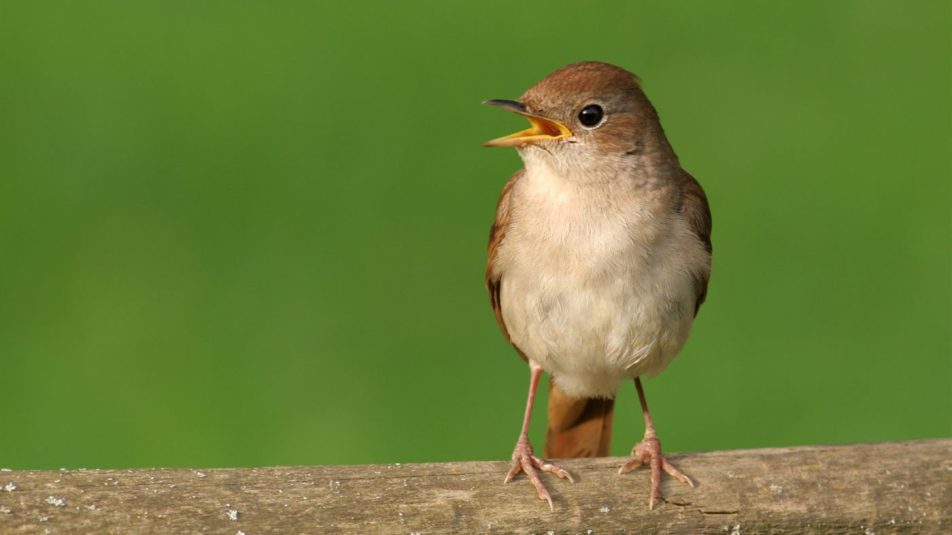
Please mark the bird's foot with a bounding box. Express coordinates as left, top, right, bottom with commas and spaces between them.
505, 438, 574, 510
618, 434, 694, 509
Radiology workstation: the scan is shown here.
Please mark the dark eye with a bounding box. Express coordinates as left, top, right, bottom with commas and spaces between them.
578, 104, 604, 127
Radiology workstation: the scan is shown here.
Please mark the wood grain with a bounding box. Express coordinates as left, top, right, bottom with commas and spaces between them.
1, 439, 948, 534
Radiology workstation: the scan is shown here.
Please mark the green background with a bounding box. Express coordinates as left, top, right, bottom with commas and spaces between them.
1, 1, 949, 470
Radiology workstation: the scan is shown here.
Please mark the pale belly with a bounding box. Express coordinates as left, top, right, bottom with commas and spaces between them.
498, 222, 700, 399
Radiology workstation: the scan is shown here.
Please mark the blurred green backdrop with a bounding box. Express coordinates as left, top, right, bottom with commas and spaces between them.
1, 1, 949, 470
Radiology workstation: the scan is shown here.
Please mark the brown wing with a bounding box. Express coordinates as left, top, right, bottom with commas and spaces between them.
678, 171, 713, 316
486, 169, 526, 360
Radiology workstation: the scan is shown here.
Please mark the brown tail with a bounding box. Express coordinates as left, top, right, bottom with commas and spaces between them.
544, 378, 614, 458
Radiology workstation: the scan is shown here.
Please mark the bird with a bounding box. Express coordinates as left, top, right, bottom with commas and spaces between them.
482, 61, 712, 510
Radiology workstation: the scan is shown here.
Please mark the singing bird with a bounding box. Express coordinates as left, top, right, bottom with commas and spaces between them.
483, 62, 712, 509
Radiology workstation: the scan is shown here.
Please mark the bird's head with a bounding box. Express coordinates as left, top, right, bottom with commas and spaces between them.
484, 62, 672, 177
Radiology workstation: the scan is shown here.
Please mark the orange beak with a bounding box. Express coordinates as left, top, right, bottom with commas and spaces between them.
482, 99, 573, 147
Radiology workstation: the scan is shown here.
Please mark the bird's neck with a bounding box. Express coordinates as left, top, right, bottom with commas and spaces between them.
520, 145, 680, 193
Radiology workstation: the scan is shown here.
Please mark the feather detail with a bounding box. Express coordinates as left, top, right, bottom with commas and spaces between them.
677, 171, 713, 316
545, 379, 614, 458
486, 169, 526, 360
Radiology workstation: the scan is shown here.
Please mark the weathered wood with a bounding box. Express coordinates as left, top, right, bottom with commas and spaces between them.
0, 439, 948, 534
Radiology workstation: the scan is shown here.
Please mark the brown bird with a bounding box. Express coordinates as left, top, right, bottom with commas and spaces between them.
483, 61, 712, 509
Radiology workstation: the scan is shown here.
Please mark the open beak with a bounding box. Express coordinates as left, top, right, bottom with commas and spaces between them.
482, 99, 573, 147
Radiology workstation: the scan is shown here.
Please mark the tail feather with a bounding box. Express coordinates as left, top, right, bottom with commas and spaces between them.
544, 378, 614, 458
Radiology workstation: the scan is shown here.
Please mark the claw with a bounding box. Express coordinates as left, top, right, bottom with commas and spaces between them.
619, 435, 693, 509
662, 459, 695, 487
503, 463, 520, 484
618, 457, 644, 474
505, 440, 573, 509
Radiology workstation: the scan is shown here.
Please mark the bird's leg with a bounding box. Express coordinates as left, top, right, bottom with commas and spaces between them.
618, 377, 694, 509
505, 362, 574, 509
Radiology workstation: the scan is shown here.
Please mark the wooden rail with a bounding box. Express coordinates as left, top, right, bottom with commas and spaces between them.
1, 439, 948, 534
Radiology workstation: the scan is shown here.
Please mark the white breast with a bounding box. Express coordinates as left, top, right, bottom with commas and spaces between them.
496, 162, 707, 398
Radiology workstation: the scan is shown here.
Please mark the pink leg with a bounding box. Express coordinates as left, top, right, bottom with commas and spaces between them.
505, 363, 574, 509
618, 377, 694, 509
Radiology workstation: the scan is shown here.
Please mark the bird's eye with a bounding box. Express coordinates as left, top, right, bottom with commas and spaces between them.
578, 104, 604, 128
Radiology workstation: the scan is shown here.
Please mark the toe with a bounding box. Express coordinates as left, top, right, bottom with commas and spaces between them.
540, 491, 554, 511
621, 437, 694, 509
539, 459, 575, 483
504, 459, 523, 483
662, 459, 694, 487
523, 462, 554, 508
618, 456, 645, 474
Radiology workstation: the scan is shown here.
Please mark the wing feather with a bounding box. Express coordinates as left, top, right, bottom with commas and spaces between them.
678, 172, 713, 316
486, 170, 526, 359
